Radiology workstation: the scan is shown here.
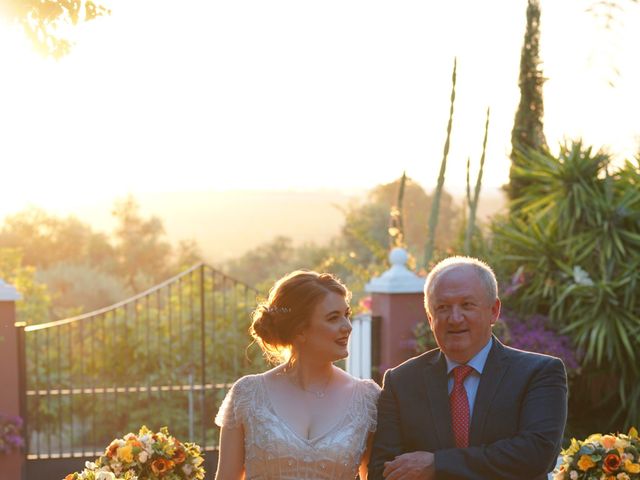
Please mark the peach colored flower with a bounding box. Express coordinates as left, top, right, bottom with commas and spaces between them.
127, 439, 143, 449
601, 435, 617, 450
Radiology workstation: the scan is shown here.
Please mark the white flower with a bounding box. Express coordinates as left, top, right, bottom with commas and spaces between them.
569, 471, 578, 480
138, 450, 149, 463
572, 265, 594, 286
85, 461, 98, 470
182, 463, 194, 475
95, 472, 117, 480
109, 462, 122, 475
617, 473, 630, 480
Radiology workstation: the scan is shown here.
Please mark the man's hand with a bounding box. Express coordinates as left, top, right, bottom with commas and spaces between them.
382, 451, 435, 480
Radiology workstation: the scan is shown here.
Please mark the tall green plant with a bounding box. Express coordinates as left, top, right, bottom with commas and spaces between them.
389, 171, 407, 249
509, 0, 548, 201
424, 58, 457, 267
491, 141, 640, 432
464, 107, 490, 255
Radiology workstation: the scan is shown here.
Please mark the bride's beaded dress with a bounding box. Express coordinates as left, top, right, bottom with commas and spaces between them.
215, 373, 381, 479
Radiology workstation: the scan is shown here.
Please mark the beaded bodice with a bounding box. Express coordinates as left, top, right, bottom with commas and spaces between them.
215, 373, 380, 479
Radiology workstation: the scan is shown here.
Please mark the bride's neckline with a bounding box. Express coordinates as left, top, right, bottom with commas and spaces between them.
258, 373, 358, 443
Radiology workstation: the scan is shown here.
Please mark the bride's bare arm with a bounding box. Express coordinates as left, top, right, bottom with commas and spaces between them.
215, 425, 245, 480
359, 431, 375, 480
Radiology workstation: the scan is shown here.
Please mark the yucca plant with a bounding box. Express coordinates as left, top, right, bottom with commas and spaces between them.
464, 107, 490, 255
491, 141, 640, 432
424, 57, 457, 267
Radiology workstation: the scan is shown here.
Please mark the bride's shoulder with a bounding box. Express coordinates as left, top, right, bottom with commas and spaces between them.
347, 374, 381, 398
345, 376, 381, 429
228, 372, 264, 393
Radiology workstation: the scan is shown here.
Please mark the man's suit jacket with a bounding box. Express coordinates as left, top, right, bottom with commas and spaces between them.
368, 338, 568, 480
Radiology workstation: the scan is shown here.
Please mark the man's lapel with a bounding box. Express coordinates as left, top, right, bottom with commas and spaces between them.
422, 351, 455, 449
469, 337, 510, 445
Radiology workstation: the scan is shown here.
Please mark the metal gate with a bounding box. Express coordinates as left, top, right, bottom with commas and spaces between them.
20, 264, 264, 478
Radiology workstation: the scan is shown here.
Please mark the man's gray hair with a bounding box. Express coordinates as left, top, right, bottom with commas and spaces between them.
424, 256, 498, 314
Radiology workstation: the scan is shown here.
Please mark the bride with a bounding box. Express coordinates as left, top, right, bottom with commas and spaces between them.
215, 270, 381, 479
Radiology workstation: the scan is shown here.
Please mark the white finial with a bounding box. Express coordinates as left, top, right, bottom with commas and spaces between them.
365, 248, 425, 293
0, 279, 21, 301
389, 247, 408, 266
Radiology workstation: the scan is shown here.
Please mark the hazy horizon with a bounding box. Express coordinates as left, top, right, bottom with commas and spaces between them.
1, 186, 507, 262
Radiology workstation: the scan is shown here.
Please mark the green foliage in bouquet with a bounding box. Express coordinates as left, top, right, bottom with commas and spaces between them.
490, 141, 640, 432
64, 426, 205, 480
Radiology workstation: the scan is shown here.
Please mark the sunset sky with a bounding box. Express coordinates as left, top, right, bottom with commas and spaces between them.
1, 0, 639, 220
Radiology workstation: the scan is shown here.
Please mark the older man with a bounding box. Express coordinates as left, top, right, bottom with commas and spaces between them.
369, 256, 567, 480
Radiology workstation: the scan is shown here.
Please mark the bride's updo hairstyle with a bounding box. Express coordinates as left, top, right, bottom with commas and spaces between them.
250, 270, 351, 364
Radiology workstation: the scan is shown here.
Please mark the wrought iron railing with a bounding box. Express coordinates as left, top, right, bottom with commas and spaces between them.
22, 263, 265, 459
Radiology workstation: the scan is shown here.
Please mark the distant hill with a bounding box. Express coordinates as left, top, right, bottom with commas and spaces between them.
49, 190, 360, 263
2, 189, 507, 263
140, 190, 359, 262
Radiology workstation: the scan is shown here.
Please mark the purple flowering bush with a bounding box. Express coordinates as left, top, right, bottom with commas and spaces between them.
0, 414, 24, 454
500, 310, 580, 373
413, 310, 580, 375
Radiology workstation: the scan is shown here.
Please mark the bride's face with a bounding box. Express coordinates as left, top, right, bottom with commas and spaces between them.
295, 292, 352, 363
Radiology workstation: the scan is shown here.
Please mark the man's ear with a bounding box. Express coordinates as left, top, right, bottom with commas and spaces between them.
426, 311, 434, 329
490, 298, 501, 325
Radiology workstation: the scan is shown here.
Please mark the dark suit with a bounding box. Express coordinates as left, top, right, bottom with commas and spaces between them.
368, 338, 567, 480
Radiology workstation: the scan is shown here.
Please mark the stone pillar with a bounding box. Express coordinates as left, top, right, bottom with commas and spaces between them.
0, 279, 24, 480
365, 248, 426, 377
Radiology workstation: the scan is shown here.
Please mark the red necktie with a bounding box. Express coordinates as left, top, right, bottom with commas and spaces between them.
450, 365, 474, 448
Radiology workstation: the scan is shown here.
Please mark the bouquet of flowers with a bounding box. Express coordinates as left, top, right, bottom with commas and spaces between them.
0, 414, 24, 454
553, 427, 640, 480
64, 426, 205, 480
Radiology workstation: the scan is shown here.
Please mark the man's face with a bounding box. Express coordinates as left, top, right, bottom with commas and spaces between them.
427, 265, 500, 363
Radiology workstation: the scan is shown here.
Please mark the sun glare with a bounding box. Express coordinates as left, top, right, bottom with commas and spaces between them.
1, 1, 639, 220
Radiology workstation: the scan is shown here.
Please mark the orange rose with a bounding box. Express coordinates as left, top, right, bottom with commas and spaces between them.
64, 475, 75, 480
172, 447, 186, 465
151, 458, 175, 476
106, 443, 119, 458
603, 453, 622, 474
